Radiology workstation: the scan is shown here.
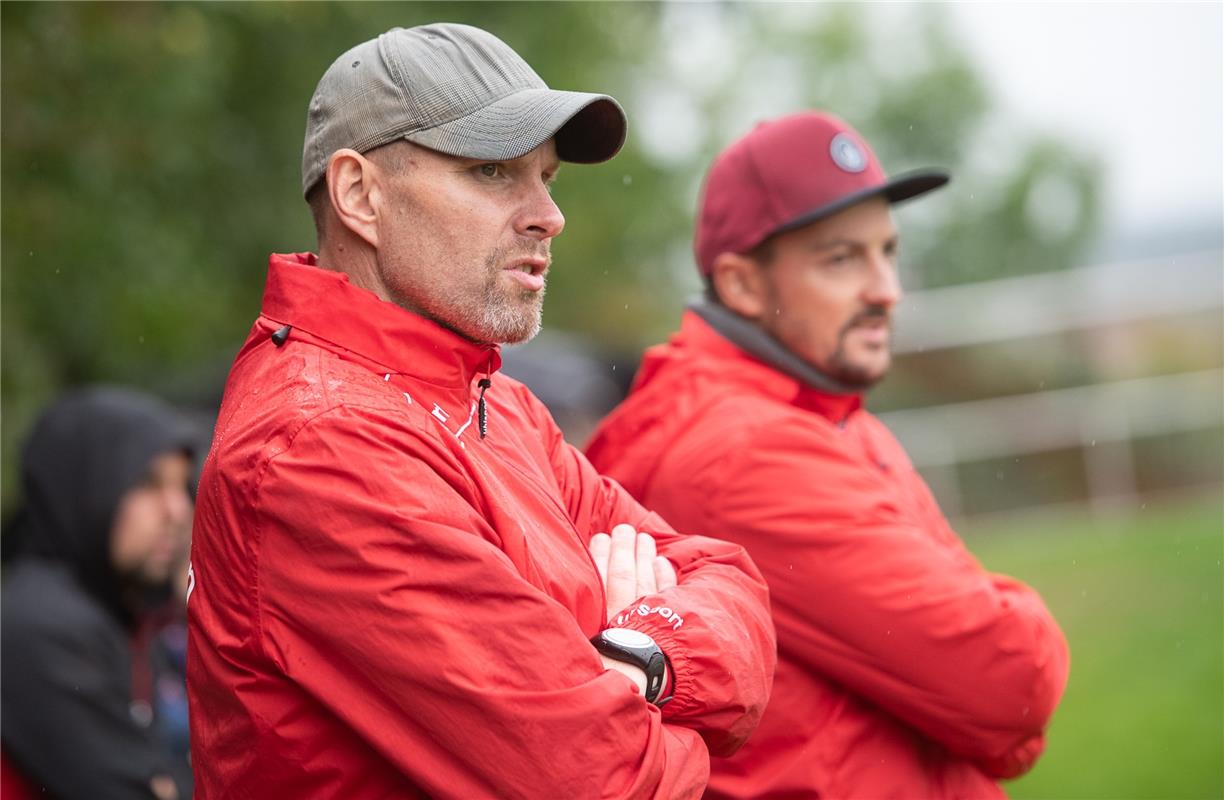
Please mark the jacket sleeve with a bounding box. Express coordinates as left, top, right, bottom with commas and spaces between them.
680, 417, 1068, 777
252, 405, 711, 800
523, 388, 776, 756
0, 600, 183, 800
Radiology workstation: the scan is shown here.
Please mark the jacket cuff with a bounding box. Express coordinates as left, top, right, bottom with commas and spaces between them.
611, 605, 696, 717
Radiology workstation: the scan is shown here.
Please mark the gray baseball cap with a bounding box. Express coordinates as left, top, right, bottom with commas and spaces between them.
301, 23, 628, 197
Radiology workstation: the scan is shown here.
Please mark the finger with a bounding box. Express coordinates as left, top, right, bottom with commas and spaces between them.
588, 533, 611, 588
654, 556, 678, 592
635, 533, 658, 597
605, 524, 639, 614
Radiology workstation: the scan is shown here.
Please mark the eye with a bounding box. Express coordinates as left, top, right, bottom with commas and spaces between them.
479, 163, 500, 178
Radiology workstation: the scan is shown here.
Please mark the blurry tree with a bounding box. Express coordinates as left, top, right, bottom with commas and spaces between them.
635, 3, 1103, 294
1, 2, 1102, 508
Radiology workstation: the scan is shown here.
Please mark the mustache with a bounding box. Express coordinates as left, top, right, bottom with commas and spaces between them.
501, 242, 552, 267
838, 305, 891, 336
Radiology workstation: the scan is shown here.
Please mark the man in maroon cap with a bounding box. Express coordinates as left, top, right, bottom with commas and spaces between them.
586, 111, 1070, 798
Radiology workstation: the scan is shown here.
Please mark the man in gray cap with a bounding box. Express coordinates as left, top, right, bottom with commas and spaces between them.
186, 24, 774, 799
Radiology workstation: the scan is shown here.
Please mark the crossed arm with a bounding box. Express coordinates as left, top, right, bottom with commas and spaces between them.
244, 405, 773, 798
589, 524, 678, 694
689, 420, 1069, 776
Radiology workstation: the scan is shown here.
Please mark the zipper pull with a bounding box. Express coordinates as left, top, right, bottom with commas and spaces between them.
477, 378, 492, 439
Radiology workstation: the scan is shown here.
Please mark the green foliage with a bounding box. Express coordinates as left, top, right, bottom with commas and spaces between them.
964, 497, 1224, 799
1, 3, 1102, 506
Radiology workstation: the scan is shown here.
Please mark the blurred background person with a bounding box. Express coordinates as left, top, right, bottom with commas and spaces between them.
2, 387, 197, 800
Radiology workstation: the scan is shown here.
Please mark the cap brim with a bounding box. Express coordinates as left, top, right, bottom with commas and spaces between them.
404, 89, 627, 164
771, 169, 950, 238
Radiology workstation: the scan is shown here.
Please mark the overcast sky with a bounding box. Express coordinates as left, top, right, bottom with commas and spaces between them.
946, 2, 1222, 241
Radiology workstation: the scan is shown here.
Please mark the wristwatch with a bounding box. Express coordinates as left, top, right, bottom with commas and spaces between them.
592, 627, 671, 706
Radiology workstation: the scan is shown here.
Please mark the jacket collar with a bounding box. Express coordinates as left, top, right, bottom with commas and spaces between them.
689, 298, 859, 396
675, 308, 863, 424
260, 253, 501, 390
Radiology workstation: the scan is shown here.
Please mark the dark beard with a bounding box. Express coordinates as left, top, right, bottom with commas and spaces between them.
824, 305, 891, 389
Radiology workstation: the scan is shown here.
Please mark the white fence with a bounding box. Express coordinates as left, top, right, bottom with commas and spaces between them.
878, 249, 1223, 518
892, 249, 1223, 354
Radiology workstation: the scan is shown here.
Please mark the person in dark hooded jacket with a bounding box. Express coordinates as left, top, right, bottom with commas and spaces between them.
1, 386, 197, 800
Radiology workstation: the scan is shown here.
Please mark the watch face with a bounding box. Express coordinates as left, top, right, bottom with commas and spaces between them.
604, 628, 653, 648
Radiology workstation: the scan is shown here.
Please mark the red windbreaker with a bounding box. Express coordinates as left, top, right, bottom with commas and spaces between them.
586, 311, 1070, 799
186, 256, 776, 799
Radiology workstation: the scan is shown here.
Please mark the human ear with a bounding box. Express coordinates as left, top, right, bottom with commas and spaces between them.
710, 252, 768, 319
325, 149, 381, 249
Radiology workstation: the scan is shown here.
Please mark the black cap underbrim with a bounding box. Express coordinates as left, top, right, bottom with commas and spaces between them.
554, 97, 627, 164
770, 169, 950, 239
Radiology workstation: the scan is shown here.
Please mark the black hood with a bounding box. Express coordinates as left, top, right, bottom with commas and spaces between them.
7, 386, 197, 624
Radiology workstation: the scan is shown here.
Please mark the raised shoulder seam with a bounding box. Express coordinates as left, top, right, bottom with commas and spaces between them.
247, 399, 477, 671
247, 402, 349, 675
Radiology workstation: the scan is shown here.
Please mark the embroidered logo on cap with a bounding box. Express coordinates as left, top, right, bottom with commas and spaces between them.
830, 132, 867, 173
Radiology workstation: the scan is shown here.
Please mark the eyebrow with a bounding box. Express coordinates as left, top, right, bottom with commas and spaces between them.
810, 234, 899, 252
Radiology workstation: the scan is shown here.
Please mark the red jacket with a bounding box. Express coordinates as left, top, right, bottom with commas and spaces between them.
187, 256, 776, 799
586, 311, 1069, 799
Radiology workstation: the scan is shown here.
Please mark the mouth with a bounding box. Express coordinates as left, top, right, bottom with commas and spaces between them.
843, 314, 892, 347
503, 258, 549, 291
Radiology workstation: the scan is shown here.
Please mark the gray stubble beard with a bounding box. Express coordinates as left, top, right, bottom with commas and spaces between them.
382, 246, 547, 346
475, 277, 545, 345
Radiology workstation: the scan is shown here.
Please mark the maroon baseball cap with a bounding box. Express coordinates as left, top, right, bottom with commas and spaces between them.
694, 111, 949, 276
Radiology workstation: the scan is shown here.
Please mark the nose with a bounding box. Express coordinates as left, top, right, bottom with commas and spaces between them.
863, 252, 902, 309
516, 183, 565, 241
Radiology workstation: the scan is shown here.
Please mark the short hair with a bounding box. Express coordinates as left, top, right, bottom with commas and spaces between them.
705, 236, 776, 305
305, 142, 415, 246
307, 181, 329, 243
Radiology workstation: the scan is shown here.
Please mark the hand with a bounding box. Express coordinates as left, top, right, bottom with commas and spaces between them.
589, 523, 678, 619
598, 654, 650, 695
149, 775, 179, 800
